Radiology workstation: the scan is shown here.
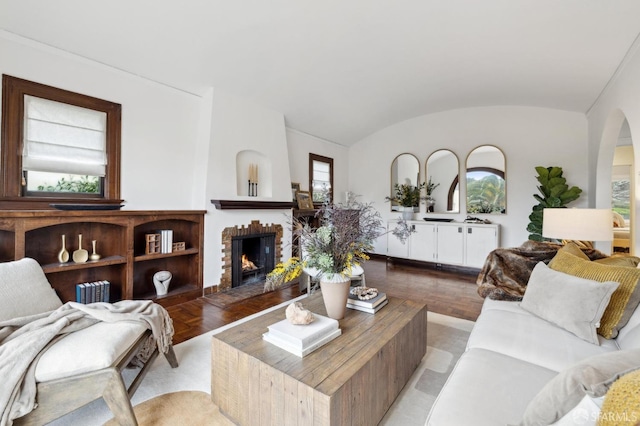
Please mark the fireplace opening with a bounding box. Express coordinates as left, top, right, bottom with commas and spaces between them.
231, 233, 275, 288
220, 221, 283, 292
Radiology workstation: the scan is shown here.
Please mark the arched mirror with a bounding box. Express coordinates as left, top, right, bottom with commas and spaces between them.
465, 145, 506, 214
425, 149, 459, 213
390, 153, 420, 212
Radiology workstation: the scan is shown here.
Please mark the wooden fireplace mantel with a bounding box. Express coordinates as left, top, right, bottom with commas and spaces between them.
210, 199, 295, 210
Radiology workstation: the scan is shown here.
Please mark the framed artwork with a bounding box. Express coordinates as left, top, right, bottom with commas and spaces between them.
296, 191, 313, 210
291, 182, 301, 201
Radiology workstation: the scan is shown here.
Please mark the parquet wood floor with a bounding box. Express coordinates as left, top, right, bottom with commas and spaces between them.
166, 258, 484, 344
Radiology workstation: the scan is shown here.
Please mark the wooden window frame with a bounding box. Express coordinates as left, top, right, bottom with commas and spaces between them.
309, 153, 333, 205
1, 75, 122, 209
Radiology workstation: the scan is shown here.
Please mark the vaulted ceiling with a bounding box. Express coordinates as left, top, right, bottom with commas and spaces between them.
2, 1, 640, 146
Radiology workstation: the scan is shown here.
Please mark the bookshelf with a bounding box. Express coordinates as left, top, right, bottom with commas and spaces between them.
0, 210, 204, 307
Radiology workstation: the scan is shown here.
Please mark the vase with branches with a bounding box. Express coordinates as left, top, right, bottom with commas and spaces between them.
265, 198, 413, 318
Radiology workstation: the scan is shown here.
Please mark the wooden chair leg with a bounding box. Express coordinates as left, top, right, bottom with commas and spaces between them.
164, 345, 179, 368
103, 371, 138, 426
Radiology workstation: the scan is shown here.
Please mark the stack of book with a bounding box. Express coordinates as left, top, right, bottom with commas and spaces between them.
157, 229, 173, 253
75, 280, 111, 304
347, 291, 388, 314
263, 314, 341, 357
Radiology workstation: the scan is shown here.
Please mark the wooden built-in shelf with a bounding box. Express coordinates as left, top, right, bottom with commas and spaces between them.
0, 210, 205, 307
211, 199, 294, 210
134, 247, 199, 262
42, 255, 127, 273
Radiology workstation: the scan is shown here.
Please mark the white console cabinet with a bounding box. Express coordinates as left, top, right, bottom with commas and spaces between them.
387, 220, 500, 268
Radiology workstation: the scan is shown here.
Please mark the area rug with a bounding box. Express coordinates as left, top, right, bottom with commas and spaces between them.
203, 280, 297, 307
379, 311, 474, 424
50, 299, 474, 426
103, 391, 232, 426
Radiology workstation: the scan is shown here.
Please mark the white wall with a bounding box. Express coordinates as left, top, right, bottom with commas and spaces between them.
207, 89, 292, 202
588, 39, 640, 254
0, 31, 205, 210
286, 128, 350, 203
202, 90, 294, 287
348, 106, 589, 252
0, 32, 300, 289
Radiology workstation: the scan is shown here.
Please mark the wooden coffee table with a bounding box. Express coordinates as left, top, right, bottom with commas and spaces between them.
211, 293, 427, 425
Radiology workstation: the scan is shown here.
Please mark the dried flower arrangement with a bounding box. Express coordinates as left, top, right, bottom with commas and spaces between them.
264, 198, 413, 292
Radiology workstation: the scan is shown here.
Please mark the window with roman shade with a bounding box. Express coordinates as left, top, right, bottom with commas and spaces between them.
1, 74, 121, 209
23, 95, 107, 177
309, 153, 333, 204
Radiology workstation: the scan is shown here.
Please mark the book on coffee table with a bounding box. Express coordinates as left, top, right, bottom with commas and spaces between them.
347, 291, 387, 308
263, 313, 341, 357
347, 299, 389, 314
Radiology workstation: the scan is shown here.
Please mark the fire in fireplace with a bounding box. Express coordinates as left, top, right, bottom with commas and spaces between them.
242, 254, 257, 270
231, 233, 275, 288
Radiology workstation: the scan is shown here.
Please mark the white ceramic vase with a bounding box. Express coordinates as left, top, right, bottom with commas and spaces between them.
319, 273, 351, 320
401, 206, 414, 220
153, 270, 173, 296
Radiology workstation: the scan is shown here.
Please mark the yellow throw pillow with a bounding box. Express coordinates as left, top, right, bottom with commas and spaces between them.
559, 241, 590, 261
597, 368, 640, 425
595, 256, 640, 268
549, 250, 640, 339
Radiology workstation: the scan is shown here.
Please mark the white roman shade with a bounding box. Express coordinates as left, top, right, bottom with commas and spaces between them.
312, 160, 330, 185
23, 95, 107, 176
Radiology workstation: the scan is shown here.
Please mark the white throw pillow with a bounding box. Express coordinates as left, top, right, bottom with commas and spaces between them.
521, 262, 619, 344
518, 349, 640, 426
0, 258, 62, 321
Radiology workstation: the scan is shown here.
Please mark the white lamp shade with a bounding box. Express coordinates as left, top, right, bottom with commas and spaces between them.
542, 208, 612, 242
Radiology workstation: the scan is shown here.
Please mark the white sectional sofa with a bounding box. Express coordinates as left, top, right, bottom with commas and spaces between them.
426, 249, 640, 426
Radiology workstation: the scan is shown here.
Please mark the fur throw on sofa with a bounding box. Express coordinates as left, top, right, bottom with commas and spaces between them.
476, 240, 607, 301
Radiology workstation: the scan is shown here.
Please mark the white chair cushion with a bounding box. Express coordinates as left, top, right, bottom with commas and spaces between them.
0, 258, 62, 321
35, 321, 147, 382
426, 348, 557, 426
467, 306, 619, 372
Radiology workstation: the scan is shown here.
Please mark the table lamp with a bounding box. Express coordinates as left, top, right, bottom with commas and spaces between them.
542, 208, 612, 247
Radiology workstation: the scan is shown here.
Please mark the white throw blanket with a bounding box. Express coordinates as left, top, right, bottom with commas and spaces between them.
0, 300, 174, 426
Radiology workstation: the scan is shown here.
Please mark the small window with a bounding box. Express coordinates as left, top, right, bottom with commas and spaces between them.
1, 75, 121, 208
22, 95, 106, 196
309, 154, 333, 204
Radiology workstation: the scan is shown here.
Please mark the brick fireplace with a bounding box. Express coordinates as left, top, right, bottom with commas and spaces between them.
220, 220, 284, 291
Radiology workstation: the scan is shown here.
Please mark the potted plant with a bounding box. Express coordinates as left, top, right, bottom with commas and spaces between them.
386, 182, 426, 219
425, 177, 440, 212
265, 199, 412, 319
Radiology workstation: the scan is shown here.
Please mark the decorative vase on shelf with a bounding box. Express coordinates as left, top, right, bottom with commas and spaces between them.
402, 206, 414, 220
57, 234, 69, 263
320, 273, 351, 320
89, 240, 101, 261
153, 270, 172, 296
426, 197, 436, 213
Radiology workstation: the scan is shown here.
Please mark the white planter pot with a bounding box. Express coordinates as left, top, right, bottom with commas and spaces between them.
319, 273, 351, 319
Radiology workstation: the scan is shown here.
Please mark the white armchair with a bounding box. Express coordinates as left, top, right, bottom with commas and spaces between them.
0, 258, 178, 426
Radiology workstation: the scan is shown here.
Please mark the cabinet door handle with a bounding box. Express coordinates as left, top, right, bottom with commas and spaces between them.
468, 228, 472, 234
458, 227, 462, 233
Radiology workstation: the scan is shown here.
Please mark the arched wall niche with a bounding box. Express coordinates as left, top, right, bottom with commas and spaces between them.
236, 150, 273, 197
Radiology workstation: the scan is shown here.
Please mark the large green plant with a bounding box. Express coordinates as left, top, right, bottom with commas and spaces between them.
386, 182, 425, 207
526, 166, 582, 241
